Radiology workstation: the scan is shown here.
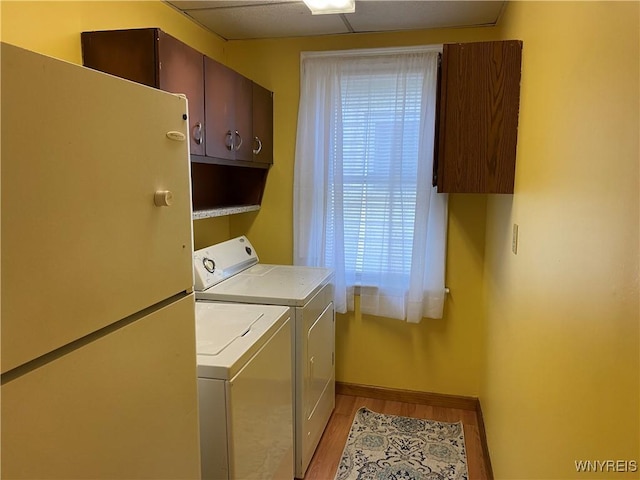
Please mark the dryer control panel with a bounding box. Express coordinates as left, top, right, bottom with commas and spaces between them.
193, 236, 259, 291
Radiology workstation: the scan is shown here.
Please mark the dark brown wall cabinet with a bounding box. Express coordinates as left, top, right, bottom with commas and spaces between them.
81, 28, 274, 213
434, 40, 522, 193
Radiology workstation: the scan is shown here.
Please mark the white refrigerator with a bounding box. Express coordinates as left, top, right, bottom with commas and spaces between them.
1, 43, 201, 479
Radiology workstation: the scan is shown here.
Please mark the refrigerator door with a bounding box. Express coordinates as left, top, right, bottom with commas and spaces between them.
1, 43, 194, 372
1, 294, 201, 479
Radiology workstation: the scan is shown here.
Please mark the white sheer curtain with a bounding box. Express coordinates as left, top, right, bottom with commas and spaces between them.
293, 48, 448, 323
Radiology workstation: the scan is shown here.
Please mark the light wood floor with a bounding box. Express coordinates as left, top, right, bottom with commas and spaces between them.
303, 393, 489, 480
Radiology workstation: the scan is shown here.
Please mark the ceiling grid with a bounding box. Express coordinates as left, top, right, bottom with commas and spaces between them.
165, 0, 506, 40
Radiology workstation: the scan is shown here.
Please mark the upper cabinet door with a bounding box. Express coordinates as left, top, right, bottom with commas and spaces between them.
204, 58, 237, 161
435, 40, 522, 193
204, 58, 253, 162
158, 32, 205, 156
252, 82, 274, 165
234, 74, 254, 162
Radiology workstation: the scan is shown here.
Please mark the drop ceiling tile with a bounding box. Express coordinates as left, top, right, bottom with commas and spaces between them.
185, 2, 350, 40
347, 1, 504, 33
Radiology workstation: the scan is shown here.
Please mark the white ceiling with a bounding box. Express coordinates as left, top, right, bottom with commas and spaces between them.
165, 0, 506, 41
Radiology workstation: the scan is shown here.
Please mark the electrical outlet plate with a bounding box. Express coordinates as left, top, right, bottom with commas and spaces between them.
512, 224, 519, 254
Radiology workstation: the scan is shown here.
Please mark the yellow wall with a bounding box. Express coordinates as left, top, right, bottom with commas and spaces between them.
0, 0, 233, 245
225, 28, 502, 395
482, 1, 640, 478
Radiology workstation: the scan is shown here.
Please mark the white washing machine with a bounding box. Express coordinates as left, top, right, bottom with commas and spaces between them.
195, 301, 293, 480
194, 236, 335, 479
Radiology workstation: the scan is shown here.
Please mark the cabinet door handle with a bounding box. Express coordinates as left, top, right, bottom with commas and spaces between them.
193, 122, 203, 145
234, 130, 243, 151
252, 136, 262, 155
225, 130, 234, 151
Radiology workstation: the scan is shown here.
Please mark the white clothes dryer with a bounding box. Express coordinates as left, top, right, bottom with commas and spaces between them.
194, 236, 335, 479
195, 301, 293, 480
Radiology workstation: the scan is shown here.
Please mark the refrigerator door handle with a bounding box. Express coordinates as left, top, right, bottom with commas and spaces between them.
154, 190, 174, 207
166, 131, 186, 142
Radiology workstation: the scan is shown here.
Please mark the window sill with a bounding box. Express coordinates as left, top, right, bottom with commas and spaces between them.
351, 285, 450, 295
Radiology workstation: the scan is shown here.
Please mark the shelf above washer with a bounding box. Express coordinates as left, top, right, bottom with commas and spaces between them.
192, 205, 260, 220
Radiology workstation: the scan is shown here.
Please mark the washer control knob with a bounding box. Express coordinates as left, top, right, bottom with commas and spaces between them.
154, 190, 173, 207
203, 257, 215, 273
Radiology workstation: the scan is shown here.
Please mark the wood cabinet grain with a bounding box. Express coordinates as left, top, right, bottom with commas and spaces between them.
434, 40, 522, 193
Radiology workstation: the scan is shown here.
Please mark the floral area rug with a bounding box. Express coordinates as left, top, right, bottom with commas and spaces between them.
334, 407, 468, 480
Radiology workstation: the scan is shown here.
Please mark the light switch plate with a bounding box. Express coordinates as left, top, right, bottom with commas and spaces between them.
512, 224, 519, 254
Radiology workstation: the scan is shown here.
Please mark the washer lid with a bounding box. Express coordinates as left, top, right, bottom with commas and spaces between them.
196, 304, 262, 356
195, 302, 290, 380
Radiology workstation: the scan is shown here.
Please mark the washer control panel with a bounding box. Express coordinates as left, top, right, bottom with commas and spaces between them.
193, 236, 259, 291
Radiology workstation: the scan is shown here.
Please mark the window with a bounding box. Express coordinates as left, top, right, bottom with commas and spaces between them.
294, 47, 448, 323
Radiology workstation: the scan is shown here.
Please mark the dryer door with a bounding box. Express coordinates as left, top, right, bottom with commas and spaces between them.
298, 283, 335, 477
306, 302, 335, 416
